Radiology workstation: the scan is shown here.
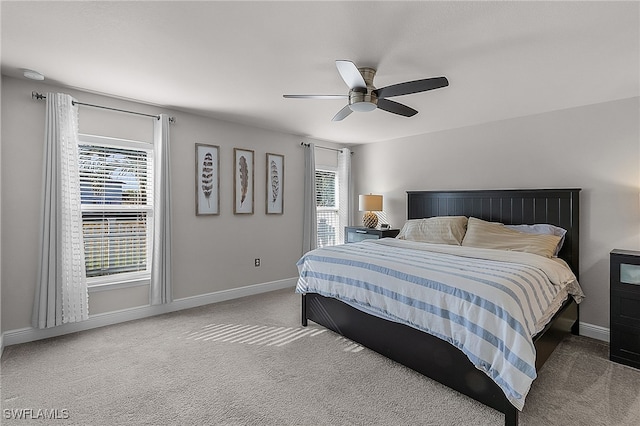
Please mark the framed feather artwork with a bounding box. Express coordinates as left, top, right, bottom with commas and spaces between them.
195, 144, 220, 215
233, 148, 254, 214
266, 153, 284, 214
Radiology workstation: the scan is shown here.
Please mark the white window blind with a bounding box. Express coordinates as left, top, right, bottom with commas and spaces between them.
315, 169, 339, 247
78, 135, 153, 282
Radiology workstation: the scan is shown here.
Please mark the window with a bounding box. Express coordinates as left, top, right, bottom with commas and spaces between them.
78, 135, 153, 286
315, 169, 340, 247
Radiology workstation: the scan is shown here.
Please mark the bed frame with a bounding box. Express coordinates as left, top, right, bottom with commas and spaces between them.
301, 189, 581, 426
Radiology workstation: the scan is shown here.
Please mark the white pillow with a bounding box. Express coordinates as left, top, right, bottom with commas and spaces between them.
396, 216, 468, 245
461, 217, 562, 258
505, 224, 567, 256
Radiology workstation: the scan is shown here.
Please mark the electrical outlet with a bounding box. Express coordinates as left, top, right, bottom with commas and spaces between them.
254, 258, 260, 267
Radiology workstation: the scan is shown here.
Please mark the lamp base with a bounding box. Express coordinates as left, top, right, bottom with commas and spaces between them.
363, 211, 378, 228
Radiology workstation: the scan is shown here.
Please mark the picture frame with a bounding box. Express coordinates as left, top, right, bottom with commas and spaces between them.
266, 153, 284, 214
233, 148, 254, 214
195, 143, 220, 216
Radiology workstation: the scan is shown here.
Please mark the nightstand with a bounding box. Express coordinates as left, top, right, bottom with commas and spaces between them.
610, 249, 640, 369
345, 226, 400, 243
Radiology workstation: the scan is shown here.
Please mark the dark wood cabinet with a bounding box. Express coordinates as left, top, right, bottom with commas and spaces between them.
345, 226, 400, 243
610, 249, 640, 369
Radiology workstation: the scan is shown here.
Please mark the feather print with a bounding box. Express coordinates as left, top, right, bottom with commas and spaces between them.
270, 160, 279, 203
201, 152, 214, 208
239, 155, 248, 205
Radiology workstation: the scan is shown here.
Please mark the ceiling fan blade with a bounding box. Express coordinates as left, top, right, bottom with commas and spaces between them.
335, 60, 367, 90
374, 76, 449, 99
332, 105, 353, 121
377, 99, 418, 117
283, 94, 348, 99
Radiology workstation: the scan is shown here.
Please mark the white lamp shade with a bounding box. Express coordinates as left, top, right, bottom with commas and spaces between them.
359, 194, 383, 212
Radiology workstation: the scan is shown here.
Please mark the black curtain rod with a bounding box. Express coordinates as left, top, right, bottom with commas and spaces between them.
300, 142, 353, 154
32, 91, 175, 123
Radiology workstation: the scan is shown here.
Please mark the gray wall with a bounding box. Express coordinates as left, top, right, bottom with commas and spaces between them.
3, 72, 638, 337
352, 97, 640, 330
1, 76, 316, 331
0, 73, 3, 349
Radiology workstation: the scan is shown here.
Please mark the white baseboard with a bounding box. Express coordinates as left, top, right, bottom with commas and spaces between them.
579, 322, 610, 343
2, 277, 297, 348
2, 284, 612, 350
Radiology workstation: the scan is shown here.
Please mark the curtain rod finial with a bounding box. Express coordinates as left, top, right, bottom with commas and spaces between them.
32, 91, 46, 100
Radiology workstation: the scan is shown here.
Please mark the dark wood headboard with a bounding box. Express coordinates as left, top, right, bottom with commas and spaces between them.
407, 189, 581, 278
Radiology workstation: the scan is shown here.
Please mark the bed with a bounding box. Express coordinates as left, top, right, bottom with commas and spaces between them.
297, 189, 582, 426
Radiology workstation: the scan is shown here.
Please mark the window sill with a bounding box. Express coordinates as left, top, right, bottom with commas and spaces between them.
88, 277, 150, 293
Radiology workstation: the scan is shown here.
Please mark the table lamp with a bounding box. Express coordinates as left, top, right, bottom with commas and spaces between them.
359, 194, 383, 228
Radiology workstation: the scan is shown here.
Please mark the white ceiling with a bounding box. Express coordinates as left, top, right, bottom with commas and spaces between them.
1, 1, 638, 144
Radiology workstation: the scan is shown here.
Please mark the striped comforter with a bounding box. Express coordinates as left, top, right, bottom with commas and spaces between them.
295, 238, 584, 410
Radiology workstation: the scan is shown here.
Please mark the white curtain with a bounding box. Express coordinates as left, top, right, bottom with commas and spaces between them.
337, 148, 353, 244
33, 93, 89, 328
302, 143, 317, 254
151, 114, 172, 305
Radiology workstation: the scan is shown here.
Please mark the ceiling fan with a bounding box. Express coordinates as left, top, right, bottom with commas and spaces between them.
283, 60, 448, 121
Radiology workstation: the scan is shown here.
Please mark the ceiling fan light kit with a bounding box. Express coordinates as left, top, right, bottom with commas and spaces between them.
284, 60, 448, 121
348, 93, 377, 112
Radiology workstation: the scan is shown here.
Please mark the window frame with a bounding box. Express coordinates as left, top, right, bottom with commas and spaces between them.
315, 167, 339, 212
315, 166, 340, 248
78, 134, 154, 290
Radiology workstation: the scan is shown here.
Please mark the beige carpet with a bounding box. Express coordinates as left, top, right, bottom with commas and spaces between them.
1, 288, 639, 425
